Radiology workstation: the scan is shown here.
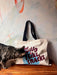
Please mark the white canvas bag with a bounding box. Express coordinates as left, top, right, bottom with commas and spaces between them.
15, 20, 49, 65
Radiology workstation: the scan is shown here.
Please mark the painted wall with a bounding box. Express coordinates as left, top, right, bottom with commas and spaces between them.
0, 0, 57, 64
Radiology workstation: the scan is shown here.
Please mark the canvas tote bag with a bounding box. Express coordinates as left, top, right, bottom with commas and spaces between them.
15, 20, 50, 65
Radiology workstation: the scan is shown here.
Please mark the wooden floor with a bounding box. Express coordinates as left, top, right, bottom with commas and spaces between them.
0, 63, 57, 75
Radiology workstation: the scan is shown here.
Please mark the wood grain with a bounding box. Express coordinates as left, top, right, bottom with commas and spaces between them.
0, 62, 57, 75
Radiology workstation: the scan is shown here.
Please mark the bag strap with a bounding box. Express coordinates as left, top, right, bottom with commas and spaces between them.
23, 20, 37, 41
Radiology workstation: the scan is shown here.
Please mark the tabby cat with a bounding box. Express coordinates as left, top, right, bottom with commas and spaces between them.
0, 43, 25, 69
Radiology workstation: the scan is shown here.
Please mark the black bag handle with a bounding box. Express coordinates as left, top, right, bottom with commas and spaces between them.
23, 20, 37, 41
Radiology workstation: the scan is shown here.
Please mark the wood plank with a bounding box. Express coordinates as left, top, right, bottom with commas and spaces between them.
0, 63, 57, 75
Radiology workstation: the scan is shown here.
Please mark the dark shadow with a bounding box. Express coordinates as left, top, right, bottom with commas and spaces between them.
47, 41, 57, 65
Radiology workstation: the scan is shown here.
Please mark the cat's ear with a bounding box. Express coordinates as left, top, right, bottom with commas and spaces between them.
17, 46, 25, 53
17, 46, 25, 50
20, 46, 25, 50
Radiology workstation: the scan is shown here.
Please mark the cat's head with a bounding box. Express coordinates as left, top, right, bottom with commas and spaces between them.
16, 46, 25, 58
